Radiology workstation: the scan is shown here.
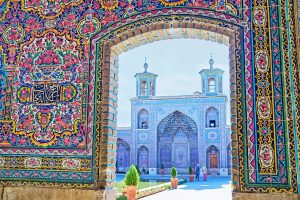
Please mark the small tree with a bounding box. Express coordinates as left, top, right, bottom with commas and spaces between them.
171, 167, 177, 178
189, 167, 193, 175
124, 165, 140, 186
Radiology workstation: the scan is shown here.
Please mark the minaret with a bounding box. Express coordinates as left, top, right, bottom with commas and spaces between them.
199, 55, 224, 95
134, 58, 158, 98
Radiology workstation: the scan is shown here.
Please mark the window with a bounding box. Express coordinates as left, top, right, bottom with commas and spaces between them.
218, 77, 222, 93
209, 120, 216, 127
138, 109, 149, 129
141, 80, 147, 95
208, 77, 215, 92
150, 81, 154, 96
206, 107, 219, 128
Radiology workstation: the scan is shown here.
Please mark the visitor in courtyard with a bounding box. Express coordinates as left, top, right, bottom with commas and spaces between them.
195, 164, 200, 181
202, 165, 207, 181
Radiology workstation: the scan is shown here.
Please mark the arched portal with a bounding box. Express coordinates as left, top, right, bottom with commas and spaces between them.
116, 138, 130, 173
157, 111, 198, 173
137, 146, 149, 174
206, 145, 220, 175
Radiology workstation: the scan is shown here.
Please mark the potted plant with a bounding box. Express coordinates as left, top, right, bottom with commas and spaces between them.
170, 167, 178, 189
160, 164, 164, 175
134, 165, 141, 175
188, 166, 195, 182
121, 181, 127, 196
117, 195, 128, 200
124, 165, 140, 200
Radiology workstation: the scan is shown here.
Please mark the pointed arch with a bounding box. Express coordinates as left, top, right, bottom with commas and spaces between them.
137, 146, 149, 174
137, 109, 149, 129
157, 110, 198, 138
206, 145, 220, 172
157, 111, 198, 171
116, 138, 130, 172
206, 106, 219, 128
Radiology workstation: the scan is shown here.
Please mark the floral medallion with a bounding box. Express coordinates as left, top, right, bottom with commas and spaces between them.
62, 158, 81, 170
0, 30, 87, 148
99, 0, 119, 10
3, 22, 25, 64
253, 7, 267, 26
255, 51, 269, 73
22, 0, 83, 19
24, 157, 42, 168
257, 97, 271, 119
259, 144, 274, 168
77, 14, 101, 39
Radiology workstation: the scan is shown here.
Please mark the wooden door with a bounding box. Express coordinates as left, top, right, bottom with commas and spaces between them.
210, 154, 218, 168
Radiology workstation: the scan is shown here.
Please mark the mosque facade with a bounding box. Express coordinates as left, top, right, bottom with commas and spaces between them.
117, 58, 231, 175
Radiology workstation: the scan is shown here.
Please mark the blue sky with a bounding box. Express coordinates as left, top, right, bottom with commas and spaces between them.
117, 39, 230, 127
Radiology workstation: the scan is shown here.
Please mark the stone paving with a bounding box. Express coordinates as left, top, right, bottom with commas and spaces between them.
140, 176, 232, 200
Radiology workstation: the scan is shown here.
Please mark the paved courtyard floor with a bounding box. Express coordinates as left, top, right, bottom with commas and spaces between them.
140, 176, 232, 200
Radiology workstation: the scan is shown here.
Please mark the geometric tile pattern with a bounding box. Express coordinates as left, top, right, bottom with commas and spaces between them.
0, 0, 299, 195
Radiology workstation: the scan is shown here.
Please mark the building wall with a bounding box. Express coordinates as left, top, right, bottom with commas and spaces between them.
117, 96, 231, 174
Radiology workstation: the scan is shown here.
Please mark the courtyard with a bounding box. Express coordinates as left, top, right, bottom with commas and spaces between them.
116, 174, 231, 200
140, 176, 231, 200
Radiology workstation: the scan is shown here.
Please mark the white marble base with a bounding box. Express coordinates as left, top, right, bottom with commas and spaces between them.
219, 168, 228, 176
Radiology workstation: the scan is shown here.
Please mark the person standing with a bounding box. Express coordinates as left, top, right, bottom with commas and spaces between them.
195, 164, 200, 181
202, 165, 207, 181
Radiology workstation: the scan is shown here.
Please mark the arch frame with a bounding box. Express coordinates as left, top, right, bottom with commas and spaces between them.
91, 4, 299, 195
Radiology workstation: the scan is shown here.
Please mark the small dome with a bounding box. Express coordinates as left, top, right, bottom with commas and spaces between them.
209, 54, 214, 69
209, 58, 214, 65
144, 62, 148, 70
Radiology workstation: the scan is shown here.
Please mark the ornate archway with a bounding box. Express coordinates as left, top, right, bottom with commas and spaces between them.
137, 146, 149, 174
206, 145, 220, 174
157, 111, 198, 173
0, 0, 299, 199
116, 138, 130, 173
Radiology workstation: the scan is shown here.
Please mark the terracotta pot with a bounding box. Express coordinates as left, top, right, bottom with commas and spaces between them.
121, 188, 127, 196
126, 185, 137, 200
171, 178, 178, 189
189, 175, 195, 182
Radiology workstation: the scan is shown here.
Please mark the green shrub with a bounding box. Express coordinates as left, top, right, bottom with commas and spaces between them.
134, 165, 141, 175
189, 167, 193, 175
171, 167, 177, 178
117, 195, 127, 200
124, 165, 140, 186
